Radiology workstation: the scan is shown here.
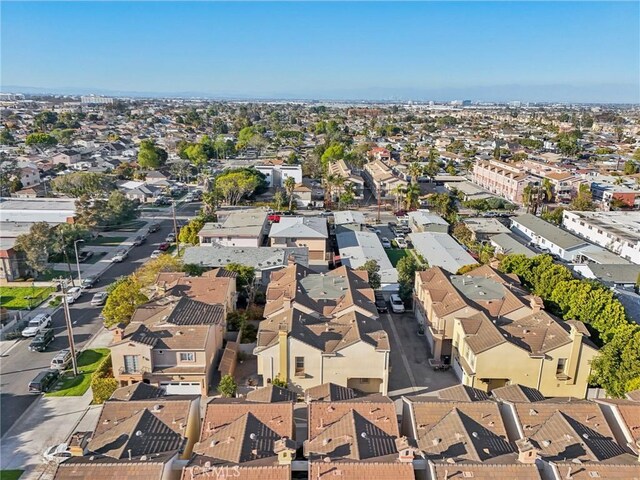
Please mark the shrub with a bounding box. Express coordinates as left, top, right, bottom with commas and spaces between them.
91, 354, 118, 404
241, 323, 258, 343
218, 374, 237, 397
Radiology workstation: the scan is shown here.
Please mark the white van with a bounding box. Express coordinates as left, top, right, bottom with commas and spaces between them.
50, 349, 72, 371
390, 294, 405, 314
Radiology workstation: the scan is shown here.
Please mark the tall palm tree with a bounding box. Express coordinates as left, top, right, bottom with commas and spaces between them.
407, 162, 422, 184
284, 176, 296, 211
390, 184, 405, 211
403, 183, 421, 210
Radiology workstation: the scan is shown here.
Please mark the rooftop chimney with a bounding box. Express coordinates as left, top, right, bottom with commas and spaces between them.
530, 296, 544, 313
113, 323, 125, 343
516, 437, 538, 464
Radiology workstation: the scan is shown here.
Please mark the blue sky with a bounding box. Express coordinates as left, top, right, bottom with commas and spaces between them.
2, 2, 639, 102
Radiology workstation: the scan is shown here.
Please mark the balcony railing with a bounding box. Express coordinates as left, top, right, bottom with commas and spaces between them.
119, 366, 150, 375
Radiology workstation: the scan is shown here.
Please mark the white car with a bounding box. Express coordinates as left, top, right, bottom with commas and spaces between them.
150, 250, 163, 259
395, 237, 408, 248
112, 249, 128, 263
43, 443, 73, 463
22, 313, 52, 337
65, 287, 82, 304
390, 294, 405, 314
380, 237, 391, 248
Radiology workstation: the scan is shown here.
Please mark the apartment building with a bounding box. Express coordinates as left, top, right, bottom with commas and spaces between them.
269, 216, 328, 262
472, 159, 535, 204
511, 213, 590, 261
256, 162, 302, 188
362, 158, 407, 200
327, 159, 365, 200
198, 210, 269, 247
407, 210, 450, 234
110, 296, 225, 395
181, 386, 295, 480
413, 264, 598, 397
562, 210, 640, 264
254, 264, 390, 395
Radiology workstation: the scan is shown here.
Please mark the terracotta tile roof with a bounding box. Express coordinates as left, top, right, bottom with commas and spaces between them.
245, 385, 297, 403
436, 384, 491, 402
600, 400, 640, 445
430, 462, 543, 480
417, 268, 469, 318
89, 409, 186, 459
305, 383, 359, 402
491, 384, 546, 403
308, 397, 398, 441
54, 455, 171, 479
551, 462, 640, 480
309, 461, 415, 480
93, 398, 193, 439
183, 462, 290, 480
109, 383, 165, 401
625, 389, 640, 402
152, 271, 234, 306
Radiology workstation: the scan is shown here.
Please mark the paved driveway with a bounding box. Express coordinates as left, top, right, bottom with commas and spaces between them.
380, 311, 458, 400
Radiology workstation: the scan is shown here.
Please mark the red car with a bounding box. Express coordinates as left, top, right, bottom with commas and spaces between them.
268, 214, 281, 223
158, 242, 170, 251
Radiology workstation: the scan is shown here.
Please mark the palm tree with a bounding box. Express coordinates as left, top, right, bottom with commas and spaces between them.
542, 178, 553, 202
390, 185, 405, 211
403, 183, 421, 210
284, 176, 296, 211
522, 184, 534, 214
323, 174, 343, 209
407, 162, 422, 184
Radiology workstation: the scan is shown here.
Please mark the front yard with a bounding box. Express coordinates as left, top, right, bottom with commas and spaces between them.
0, 286, 56, 310
385, 248, 409, 267
86, 236, 128, 247
46, 348, 110, 397
0, 470, 23, 480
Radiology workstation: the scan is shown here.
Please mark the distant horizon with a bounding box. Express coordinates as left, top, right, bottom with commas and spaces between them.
2, 2, 639, 104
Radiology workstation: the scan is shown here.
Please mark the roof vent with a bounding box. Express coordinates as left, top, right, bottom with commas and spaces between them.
210, 440, 218, 448
542, 440, 551, 447
432, 438, 441, 446
361, 432, 368, 439
472, 432, 479, 438
152, 404, 162, 412
135, 430, 143, 437
582, 433, 589, 440
250, 433, 257, 441
323, 438, 331, 446
140, 455, 148, 461
323, 456, 332, 463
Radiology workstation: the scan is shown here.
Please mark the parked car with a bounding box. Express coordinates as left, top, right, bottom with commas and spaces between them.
380, 237, 391, 249
158, 242, 170, 251
112, 249, 128, 263
150, 250, 163, 259
132, 235, 146, 246
51, 349, 72, 370
77, 251, 94, 263
22, 313, 52, 337
29, 329, 55, 352
28, 369, 60, 394
153, 197, 170, 206
81, 275, 98, 290
65, 287, 82, 304
90, 292, 108, 306
395, 237, 408, 248
374, 292, 388, 313
148, 223, 161, 233
184, 193, 195, 202
43, 443, 73, 463
268, 214, 281, 223
165, 232, 176, 242
390, 294, 405, 314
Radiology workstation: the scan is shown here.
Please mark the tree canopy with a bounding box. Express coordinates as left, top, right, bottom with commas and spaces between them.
358, 260, 381, 290
51, 172, 115, 198
137, 139, 167, 169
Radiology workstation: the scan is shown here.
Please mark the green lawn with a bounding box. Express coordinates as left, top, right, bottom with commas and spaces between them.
87, 236, 128, 246
0, 286, 55, 310
385, 248, 409, 267
112, 220, 147, 232
46, 348, 110, 397
0, 470, 24, 480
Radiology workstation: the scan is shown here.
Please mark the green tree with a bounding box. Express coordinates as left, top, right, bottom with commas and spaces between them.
214, 169, 262, 205
271, 376, 288, 388
102, 277, 149, 327
633, 148, 640, 162
51, 223, 90, 281
217, 374, 238, 397
403, 183, 421, 210
569, 184, 595, 211
590, 324, 640, 398
0, 129, 16, 145
137, 139, 167, 169
25, 132, 57, 148
178, 217, 206, 245
397, 255, 419, 285
358, 260, 381, 290
14, 222, 53, 276
284, 176, 296, 211
51, 172, 115, 198
623, 160, 639, 175
320, 143, 345, 172
226, 263, 257, 302
184, 143, 208, 169
133, 255, 183, 287
541, 207, 565, 226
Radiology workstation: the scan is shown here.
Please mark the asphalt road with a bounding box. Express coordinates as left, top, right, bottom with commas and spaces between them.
0, 201, 201, 437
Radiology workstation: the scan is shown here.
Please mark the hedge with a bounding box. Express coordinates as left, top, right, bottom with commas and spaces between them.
91, 353, 118, 404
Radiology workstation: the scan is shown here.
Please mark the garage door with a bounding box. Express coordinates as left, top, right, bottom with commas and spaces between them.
160, 381, 201, 395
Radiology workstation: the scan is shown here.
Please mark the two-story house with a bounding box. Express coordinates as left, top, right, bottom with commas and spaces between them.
268, 216, 328, 262
414, 264, 598, 397
198, 210, 269, 247
110, 296, 225, 395
254, 264, 391, 395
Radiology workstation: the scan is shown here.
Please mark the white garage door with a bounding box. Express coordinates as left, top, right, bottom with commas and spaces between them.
160, 381, 201, 395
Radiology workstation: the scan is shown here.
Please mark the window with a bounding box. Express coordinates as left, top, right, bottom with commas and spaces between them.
556, 358, 567, 375
180, 352, 195, 362
124, 355, 140, 373
295, 357, 305, 377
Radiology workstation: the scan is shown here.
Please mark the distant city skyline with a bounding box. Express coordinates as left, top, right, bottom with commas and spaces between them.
2, 2, 639, 103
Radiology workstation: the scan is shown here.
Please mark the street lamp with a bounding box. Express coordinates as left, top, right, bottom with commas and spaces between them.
74, 239, 85, 285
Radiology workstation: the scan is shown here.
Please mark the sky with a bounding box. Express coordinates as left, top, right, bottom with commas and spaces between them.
2, 1, 639, 103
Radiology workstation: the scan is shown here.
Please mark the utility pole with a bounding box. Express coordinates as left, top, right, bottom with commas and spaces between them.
59, 279, 79, 376
377, 180, 382, 223
172, 201, 180, 256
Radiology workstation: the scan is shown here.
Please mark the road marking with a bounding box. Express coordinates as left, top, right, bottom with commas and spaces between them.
384, 313, 418, 391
